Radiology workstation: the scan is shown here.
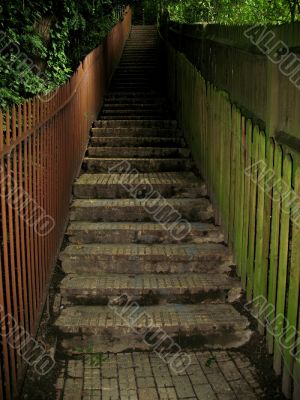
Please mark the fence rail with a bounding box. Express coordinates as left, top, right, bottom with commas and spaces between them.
0, 7, 132, 399
162, 26, 300, 400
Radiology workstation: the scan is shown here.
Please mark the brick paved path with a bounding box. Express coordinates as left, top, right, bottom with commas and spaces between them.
56, 351, 263, 400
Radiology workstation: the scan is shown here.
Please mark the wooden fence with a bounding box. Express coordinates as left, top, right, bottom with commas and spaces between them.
0, 7, 132, 399
162, 31, 300, 400
166, 21, 300, 142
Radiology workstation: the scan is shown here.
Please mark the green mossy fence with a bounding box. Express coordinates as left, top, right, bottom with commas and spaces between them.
161, 23, 300, 400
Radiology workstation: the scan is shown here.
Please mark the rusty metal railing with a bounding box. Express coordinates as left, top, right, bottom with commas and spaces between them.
0, 7, 132, 398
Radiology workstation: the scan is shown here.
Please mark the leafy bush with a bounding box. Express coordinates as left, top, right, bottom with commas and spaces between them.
0, 0, 125, 110
144, 0, 300, 24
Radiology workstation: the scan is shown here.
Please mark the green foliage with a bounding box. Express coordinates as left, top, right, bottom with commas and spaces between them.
144, 0, 300, 24
0, 0, 125, 110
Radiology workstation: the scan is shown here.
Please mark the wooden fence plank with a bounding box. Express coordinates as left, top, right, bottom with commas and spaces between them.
241, 119, 252, 288
258, 138, 275, 334
253, 131, 266, 307
246, 125, 259, 299
273, 154, 292, 374
267, 145, 283, 354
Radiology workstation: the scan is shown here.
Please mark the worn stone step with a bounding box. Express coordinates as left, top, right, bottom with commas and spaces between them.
115, 68, 158, 74
113, 71, 157, 76
55, 304, 251, 353
119, 60, 158, 63
109, 86, 154, 90
69, 198, 213, 223
60, 243, 231, 274
103, 99, 164, 105
105, 92, 160, 99
73, 172, 205, 199
90, 137, 183, 147
91, 127, 182, 138
110, 83, 155, 88
67, 222, 224, 245
107, 90, 157, 96
120, 55, 158, 58
94, 119, 177, 128
123, 49, 157, 53
100, 110, 169, 117
116, 65, 158, 69
103, 99, 164, 106
111, 77, 152, 82
99, 115, 167, 120
103, 98, 166, 105
118, 64, 158, 69
87, 147, 190, 159
83, 157, 193, 173
102, 106, 169, 114
110, 78, 155, 82
60, 273, 241, 305
110, 82, 154, 87
110, 84, 156, 90
123, 48, 158, 51
118, 55, 157, 58
122, 50, 157, 54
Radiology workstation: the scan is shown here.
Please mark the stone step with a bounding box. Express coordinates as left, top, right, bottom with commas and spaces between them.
123, 49, 157, 52
60, 243, 231, 274
113, 71, 156, 76
83, 158, 193, 173
110, 78, 157, 85
123, 48, 158, 52
94, 119, 177, 128
103, 98, 166, 105
115, 68, 158, 73
122, 53, 158, 57
99, 115, 167, 120
103, 99, 166, 105
107, 91, 158, 96
103, 99, 164, 106
91, 127, 182, 138
111, 77, 152, 82
100, 110, 169, 117
119, 59, 158, 63
110, 83, 156, 89
67, 222, 224, 245
55, 304, 252, 353
90, 137, 184, 147
122, 51, 158, 55
105, 92, 161, 99
110, 81, 154, 86
120, 54, 158, 57
86, 147, 190, 159
116, 64, 158, 69
118, 64, 159, 68
60, 273, 241, 305
110, 82, 154, 93
110, 82, 155, 88
73, 172, 206, 199
69, 198, 213, 223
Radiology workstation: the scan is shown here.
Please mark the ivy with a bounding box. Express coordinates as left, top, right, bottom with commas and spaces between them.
0, 0, 126, 111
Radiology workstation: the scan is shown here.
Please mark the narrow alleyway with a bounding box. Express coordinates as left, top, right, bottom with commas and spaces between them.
22, 26, 284, 400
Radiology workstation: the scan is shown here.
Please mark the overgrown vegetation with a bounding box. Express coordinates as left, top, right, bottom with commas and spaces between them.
145, 0, 300, 24
1, 0, 299, 110
0, 0, 125, 110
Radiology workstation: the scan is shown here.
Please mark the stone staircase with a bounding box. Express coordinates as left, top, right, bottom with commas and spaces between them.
55, 26, 252, 356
